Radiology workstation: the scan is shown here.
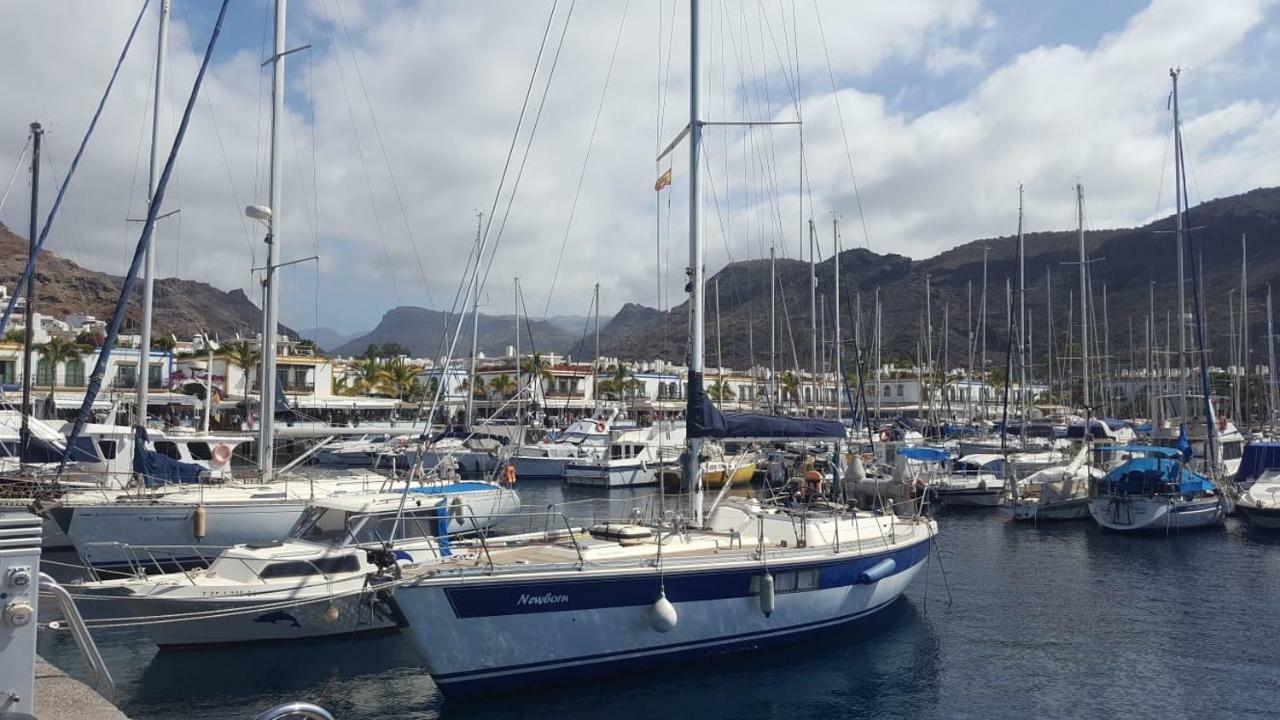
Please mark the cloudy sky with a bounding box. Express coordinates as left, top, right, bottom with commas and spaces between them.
0, 0, 1276, 336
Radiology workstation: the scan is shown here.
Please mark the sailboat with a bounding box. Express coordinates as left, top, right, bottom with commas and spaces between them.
391, 2, 936, 696
42, 0, 519, 570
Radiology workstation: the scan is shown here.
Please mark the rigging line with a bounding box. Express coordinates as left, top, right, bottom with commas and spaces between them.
0, 137, 29, 218
201, 75, 258, 268
702, 141, 735, 264
41, 144, 94, 316
309, 33, 321, 340
123, 35, 156, 259
542, 1, 630, 319
331, 0, 433, 310
0, 0, 152, 339
812, 0, 873, 250
319, 0, 402, 306
479, 0, 576, 304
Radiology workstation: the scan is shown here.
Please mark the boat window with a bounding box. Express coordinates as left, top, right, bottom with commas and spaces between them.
750, 570, 821, 595
98, 439, 117, 460
258, 555, 361, 579
292, 507, 352, 544
1222, 441, 1242, 461
356, 509, 441, 544
154, 441, 182, 459
188, 442, 212, 461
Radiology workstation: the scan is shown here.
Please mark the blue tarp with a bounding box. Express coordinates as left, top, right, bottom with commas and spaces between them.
132, 427, 204, 487
685, 371, 845, 439
898, 446, 950, 462
1098, 456, 1215, 496
1234, 442, 1280, 485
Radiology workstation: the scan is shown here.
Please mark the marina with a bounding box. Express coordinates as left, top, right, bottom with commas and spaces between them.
2, 0, 1280, 718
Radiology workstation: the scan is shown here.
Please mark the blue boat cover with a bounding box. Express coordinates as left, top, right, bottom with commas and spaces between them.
1098, 456, 1215, 496
132, 427, 204, 487
685, 371, 844, 439
1234, 442, 1280, 485
898, 446, 950, 462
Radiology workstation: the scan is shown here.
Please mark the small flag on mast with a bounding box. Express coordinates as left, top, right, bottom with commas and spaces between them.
654, 168, 673, 191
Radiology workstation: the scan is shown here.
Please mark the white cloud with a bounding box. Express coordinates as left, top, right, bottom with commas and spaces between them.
0, 0, 1274, 335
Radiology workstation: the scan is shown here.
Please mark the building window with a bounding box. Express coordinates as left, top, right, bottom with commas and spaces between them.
116, 364, 137, 389
0, 360, 14, 385
148, 363, 163, 389
36, 359, 52, 386
64, 358, 84, 387
896, 384, 904, 397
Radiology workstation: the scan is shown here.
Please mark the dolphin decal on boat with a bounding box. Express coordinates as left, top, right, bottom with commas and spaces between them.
254, 611, 301, 628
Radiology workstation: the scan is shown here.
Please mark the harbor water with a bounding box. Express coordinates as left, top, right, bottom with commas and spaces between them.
39, 482, 1280, 719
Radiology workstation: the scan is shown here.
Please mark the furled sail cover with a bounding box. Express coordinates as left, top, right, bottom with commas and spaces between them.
685, 371, 845, 439
1235, 442, 1280, 485
132, 426, 204, 487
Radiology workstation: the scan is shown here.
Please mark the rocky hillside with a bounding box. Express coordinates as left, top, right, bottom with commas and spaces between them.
0, 223, 292, 340
333, 305, 599, 359
595, 186, 1280, 370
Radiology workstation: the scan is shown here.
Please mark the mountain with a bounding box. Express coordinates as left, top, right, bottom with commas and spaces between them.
302, 327, 360, 353
0, 223, 294, 341
596, 186, 1280, 370
333, 305, 611, 359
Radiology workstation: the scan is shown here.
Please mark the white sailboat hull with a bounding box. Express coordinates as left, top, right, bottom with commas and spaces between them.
1088, 496, 1224, 532
564, 461, 664, 488
397, 539, 928, 697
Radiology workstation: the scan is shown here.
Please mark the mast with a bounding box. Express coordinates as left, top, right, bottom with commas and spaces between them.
980, 245, 988, 414
1077, 183, 1090, 412
715, 277, 722, 403
1268, 284, 1277, 425
925, 273, 933, 422
1171, 69, 1188, 421
1149, 281, 1156, 421
1017, 184, 1027, 445
19, 122, 42, 463
1240, 234, 1249, 428
1046, 266, 1053, 406
809, 217, 818, 413
593, 282, 601, 414
769, 244, 776, 411
257, 0, 286, 478
687, 0, 706, 526
833, 216, 841, 421
967, 280, 974, 421
874, 287, 882, 422
136, 0, 170, 429
465, 212, 482, 427
514, 276, 521, 428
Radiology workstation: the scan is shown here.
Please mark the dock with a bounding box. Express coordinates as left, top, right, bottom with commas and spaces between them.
34, 656, 128, 720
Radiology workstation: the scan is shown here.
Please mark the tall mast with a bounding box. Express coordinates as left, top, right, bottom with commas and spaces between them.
715, 277, 722, 400
687, 0, 706, 526
1240, 234, 1249, 427
1171, 69, 1188, 421
257, 0, 286, 477
1017, 184, 1027, 443
514, 276, 521, 428
925, 273, 933, 422
966, 280, 974, 420
980, 245, 988, 413
1046, 266, 1053, 405
593, 282, 601, 414
874, 288, 882, 422
1077, 183, 1090, 411
833, 216, 841, 421
465, 212, 482, 426
1268, 284, 1277, 425
137, 0, 170, 429
769, 244, 776, 411
1149, 281, 1156, 420
19, 122, 42, 463
808, 217, 818, 412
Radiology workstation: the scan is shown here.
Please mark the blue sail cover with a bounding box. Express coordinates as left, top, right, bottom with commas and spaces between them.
1234, 442, 1280, 485
1098, 456, 1215, 496
132, 427, 204, 487
898, 446, 950, 463
685, 371, 844, 440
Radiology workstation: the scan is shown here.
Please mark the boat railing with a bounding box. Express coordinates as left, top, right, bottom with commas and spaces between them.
38, 572, 115, 703
447, 509, 586, 571
77, 541, 226, 582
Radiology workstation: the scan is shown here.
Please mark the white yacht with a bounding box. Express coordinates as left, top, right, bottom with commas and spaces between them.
1148, 396, 1246, 479
1009, 444, 1101, 522
932, 454, 1006, 507
67, 493, 482, 645
563, 422, 685, 488
507, 411, 622, 479
1234, 442, 1280, 529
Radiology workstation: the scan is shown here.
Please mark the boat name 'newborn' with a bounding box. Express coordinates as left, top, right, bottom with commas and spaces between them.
517, 592, 569, 606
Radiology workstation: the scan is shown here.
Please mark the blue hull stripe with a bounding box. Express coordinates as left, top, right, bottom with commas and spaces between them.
442, 540, 927, 619
433, 593, 908, 696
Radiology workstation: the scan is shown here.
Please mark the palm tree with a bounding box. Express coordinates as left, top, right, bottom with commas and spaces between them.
779, 372, 800, 407
599, 363, 632, 400
381, 358, 419, 401
470, 376, 487, 399
37, 338, 87, 408
521, 353, 553, 387
344, 357, 391, 396
488, 373, 516, 400
707, 379, 735, 402
221, 341, 261, 395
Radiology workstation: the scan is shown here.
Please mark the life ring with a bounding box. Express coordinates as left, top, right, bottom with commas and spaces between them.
396, 436, 410, 449
1218, 415, 1227, 432
211, 443, 232, 465
595, 421, 606, 432
879, 429, 891, 442
503, 464, 517, 487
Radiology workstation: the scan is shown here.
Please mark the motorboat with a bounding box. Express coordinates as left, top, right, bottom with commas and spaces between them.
932, 453, 1006, 508
1088, 445, 1225, 532
1234, 442, 1280, 529
1147, 395, 1246, 479
66, 493, 474, 645
563, 422, 685, 488
507, 411, 621, 480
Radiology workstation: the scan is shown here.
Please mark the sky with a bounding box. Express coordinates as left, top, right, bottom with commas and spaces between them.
0, 0, 1277, 337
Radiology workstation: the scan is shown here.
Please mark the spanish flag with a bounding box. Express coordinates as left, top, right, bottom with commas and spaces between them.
654, 168, 673, 191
